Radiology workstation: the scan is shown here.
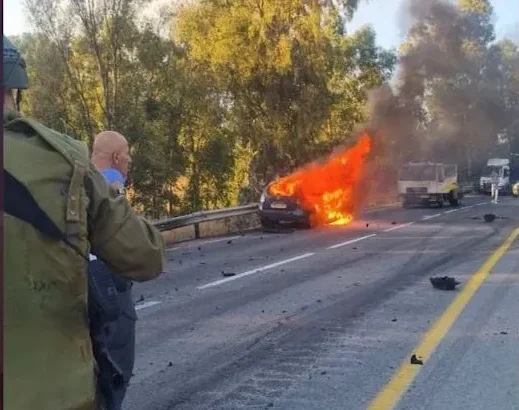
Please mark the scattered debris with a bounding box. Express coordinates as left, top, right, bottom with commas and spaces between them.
136, 295, 145, 303
430, 276, 460, 291
391, 318, 397, 322
261, 310, 265, 313
282, 310, 287, 313
168, 362, 173, 367
500, 331, 508, 335
366, 223, 370, 228
175, 288, 179, 292
198, 246, 202, 251
410, 354, 423, 365
222, 271, 236, 277
317, 299, 322, 303
320, 371, 327, 375
227, 240, 233, 244
391, 221, 397, 225
200, 262, 206, 265
352, 247, 358, 250
484, 213, 496, 223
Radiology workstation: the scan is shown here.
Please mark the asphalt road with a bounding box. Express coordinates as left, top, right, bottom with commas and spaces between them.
124, 195, 519, 410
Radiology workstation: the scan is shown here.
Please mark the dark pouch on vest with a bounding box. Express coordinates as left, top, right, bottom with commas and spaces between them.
88, 259, 121, 322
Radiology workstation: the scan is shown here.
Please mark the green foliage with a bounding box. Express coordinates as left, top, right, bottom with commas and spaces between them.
19, 0, 394, 217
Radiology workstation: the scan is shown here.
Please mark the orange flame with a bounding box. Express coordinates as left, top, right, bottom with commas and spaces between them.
269, 133, 372, 227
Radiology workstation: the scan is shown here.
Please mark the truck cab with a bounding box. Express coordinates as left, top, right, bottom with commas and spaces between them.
479, 158, 511, 195
398, 162, 461, 208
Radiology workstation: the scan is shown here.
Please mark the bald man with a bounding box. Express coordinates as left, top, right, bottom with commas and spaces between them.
90, 130, 137, 410
91, 131, 132, 194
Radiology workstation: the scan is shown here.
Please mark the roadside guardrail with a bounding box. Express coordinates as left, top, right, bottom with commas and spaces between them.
154, 204, 259, 237
152, 193, 402, 244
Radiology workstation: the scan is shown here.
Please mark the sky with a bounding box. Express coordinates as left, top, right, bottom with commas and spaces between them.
4, 0, 519, 49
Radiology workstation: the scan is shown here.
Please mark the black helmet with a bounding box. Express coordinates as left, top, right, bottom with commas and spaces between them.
3, 35, 29, 90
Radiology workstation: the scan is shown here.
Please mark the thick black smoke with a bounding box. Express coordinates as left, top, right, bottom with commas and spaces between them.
364, 0, 510, 179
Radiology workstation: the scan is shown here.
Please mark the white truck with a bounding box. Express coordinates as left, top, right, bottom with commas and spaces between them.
479, 158, 512, 195
398, 162, 462, 208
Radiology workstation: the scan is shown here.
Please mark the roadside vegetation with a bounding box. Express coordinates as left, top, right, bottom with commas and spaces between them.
13, 0, 519, 218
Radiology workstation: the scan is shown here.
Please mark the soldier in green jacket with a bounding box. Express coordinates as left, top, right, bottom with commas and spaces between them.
3, 34, 166, 410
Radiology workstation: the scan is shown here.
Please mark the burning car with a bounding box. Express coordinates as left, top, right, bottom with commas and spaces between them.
258, 133, 372, 229
258, 184, 311, 229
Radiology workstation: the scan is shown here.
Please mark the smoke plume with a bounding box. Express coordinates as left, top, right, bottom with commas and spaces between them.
365, 0, 509, 178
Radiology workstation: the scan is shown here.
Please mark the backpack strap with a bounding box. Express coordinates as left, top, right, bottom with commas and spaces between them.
5, 116, 90, 250
3, 168, 88, 262
66, 160, 87, 249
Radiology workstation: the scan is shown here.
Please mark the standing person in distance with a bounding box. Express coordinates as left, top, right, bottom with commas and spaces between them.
3, 34, 166, 410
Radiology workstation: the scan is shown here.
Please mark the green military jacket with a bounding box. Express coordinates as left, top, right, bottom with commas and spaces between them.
3, 111, 166, 410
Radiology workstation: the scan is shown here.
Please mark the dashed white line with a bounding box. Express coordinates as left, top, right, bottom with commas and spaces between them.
443, 208, 461, 214
198, 252, 315, 290
421, 213, 441, 220
135, 301, 161, 311
475, 202, 488, 206
383, 222, 415, 232
327, 234, 378, 250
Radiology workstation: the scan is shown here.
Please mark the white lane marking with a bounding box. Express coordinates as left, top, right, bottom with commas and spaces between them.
135, 301, 161, 311
444, 208, 461, 214
327, 234, 378, 250
421, 213, 441, 220
168, 235, 242, 251
376, 235, 478, 239
198, 253, 315, 290
383, 222, 414, 233
464, 205, 475, 209
475, 202, 488, 206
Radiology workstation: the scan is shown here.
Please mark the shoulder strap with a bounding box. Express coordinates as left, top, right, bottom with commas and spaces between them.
3, 168, 88, 262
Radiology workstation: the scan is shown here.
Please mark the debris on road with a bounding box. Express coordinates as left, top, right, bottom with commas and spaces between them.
410, 354, 423, 365
391, 221, 397, 225
391, 318, 397, 322
366, 223, 370, 227
221, 271, 236, 277
227, 240, 233, 244
168, 362, 173, 367
136, 294, 145, 303
430, 276, 460, 291
484, 213, 496, 223
500, 331, 508, 335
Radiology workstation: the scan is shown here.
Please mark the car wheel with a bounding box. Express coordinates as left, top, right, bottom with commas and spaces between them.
260, 218, 276, 229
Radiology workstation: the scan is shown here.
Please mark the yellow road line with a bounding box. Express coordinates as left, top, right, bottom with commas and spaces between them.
366, 225, 519, 410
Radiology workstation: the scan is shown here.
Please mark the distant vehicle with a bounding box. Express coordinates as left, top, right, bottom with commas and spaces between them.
258, 184, 311, 229
479, 158, 512, 195
397, 162, 462, 208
